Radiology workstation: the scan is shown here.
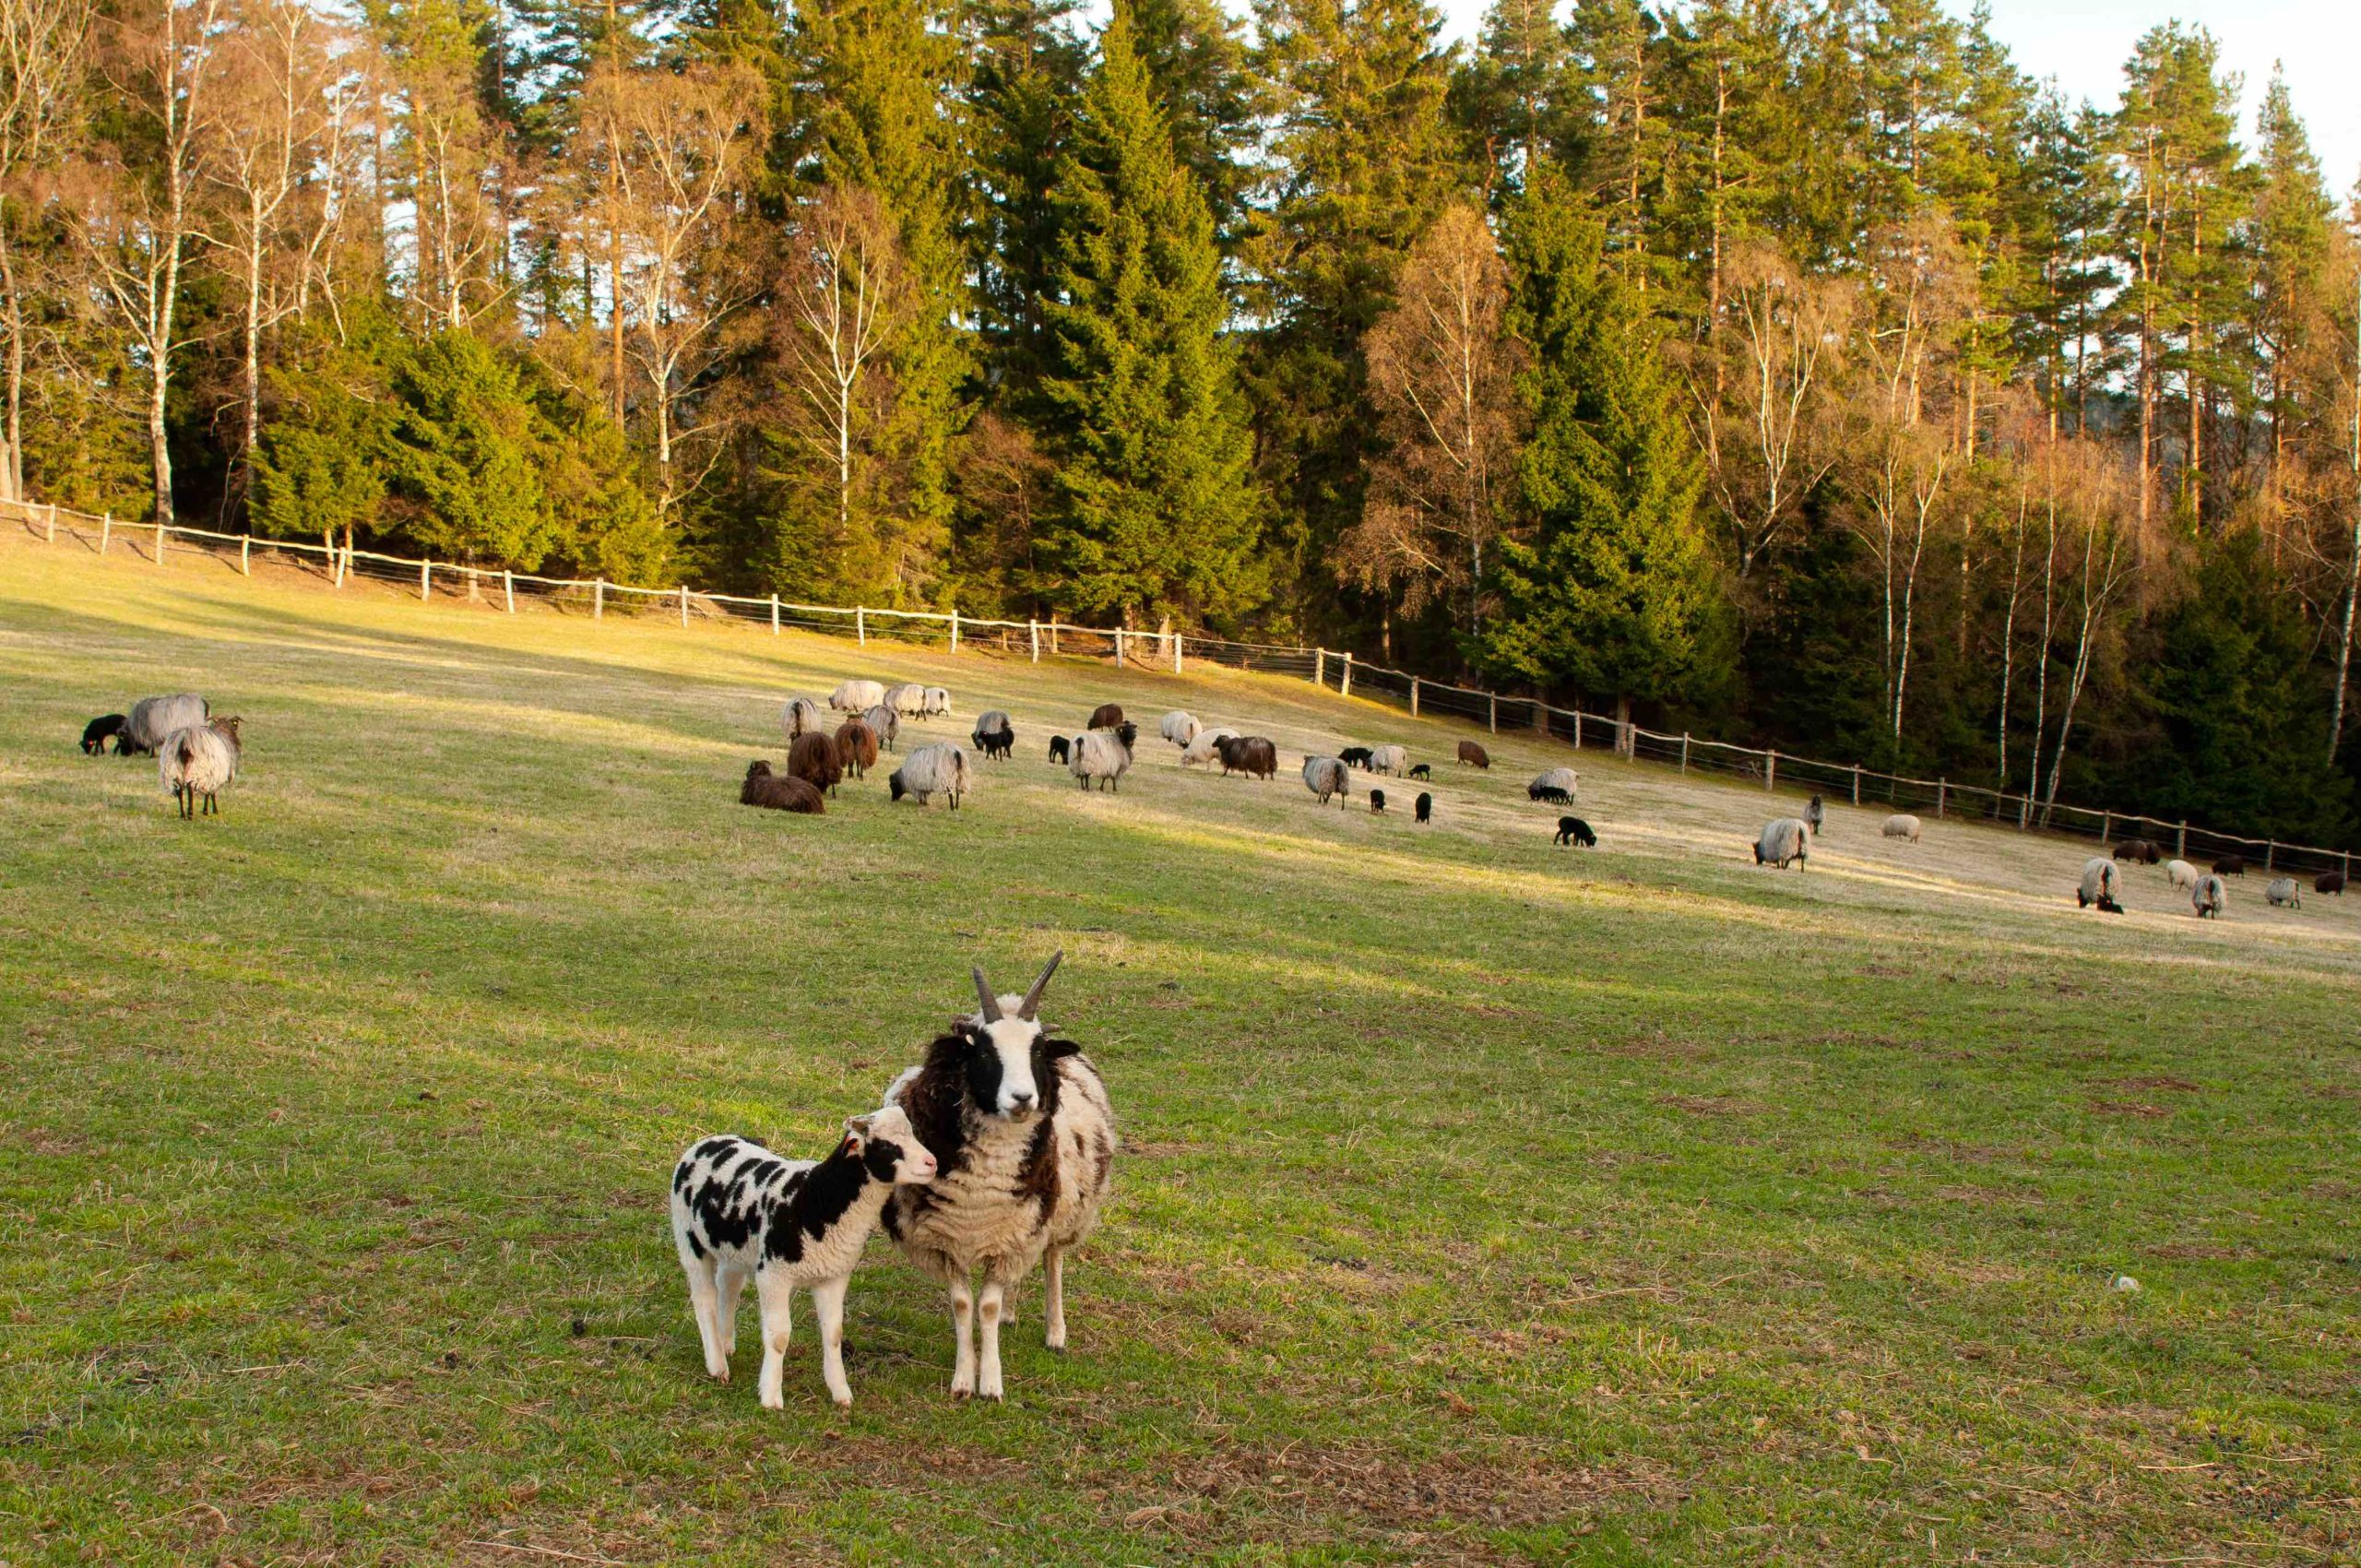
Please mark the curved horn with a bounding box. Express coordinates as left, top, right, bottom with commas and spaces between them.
971, 967, 1003, 1022
1016, 950, 1062, 1021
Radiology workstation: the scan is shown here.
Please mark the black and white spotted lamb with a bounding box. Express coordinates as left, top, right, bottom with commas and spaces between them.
669, 1107, 939, 1408
879, 953, 1116, 1400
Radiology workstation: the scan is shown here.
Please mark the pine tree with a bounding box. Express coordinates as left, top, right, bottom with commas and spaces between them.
962, 0, 1086, 408
1127, 0, 1258, 248
1455, 0, 1577, 194
2248, 72, 2333, 482
1479, 174, 1726, 725
1655, 0, 1778, 334
1035, 6, 1262, 624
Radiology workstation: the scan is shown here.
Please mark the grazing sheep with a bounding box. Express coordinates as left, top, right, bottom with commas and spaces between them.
2078, 857, 2124, 911
1180, 727, 1240, 769
1414, 791, 1432, 824
1528, 766, 1580, 804
1408, 763, 1431, 780
782, 697, 826, 740
970, 711, 1015, 760
921, 687, 952, 718
789, 731, 844, 797
1158, 710, 1200, 747
1554, 816, 1596, 848
1047, 735, 1072, 766
1087, 703, 1124, 730
1302, 755, 1350, 806
123, 694, 208, 755
670, 1108, 939, 1408
2165, 859, 2200, 891
885, 683, 928, 717
2192, 873, 2226, 918
1754, 818, 1809, 870
880, 955, 1114, 1399
81, 714, 129, 755
160, 717, 242, 819
1881, 814, 1922, 843
2112, 838, 2162, 865
2212, 856, 2246, 876
835, 718, 880, 779
2266, 876, 2302, 909
890, 743, 973, 810
1070, 726, 1135, 792
742, 761, 825, 814
1805, 794, 1824, 836
1367, 744, 1408, 778
831, 679, 887, 713
1369, 790, 1386, 814
2316, 871, 2347, 897
1457, 741, 1490, 769
863, 704, 901, 753
1338, 745, 1374, 769
1215, 735, 1277, 779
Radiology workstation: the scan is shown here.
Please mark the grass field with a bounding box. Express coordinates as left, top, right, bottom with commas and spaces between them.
3, 528, 2357, 1567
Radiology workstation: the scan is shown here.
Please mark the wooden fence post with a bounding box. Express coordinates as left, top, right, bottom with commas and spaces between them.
1173, 631, 1182, 674
501, 570, 514, 612
2100, 810, 2112, 842
1115, 627, 1126, 667
1572, 711, 1582, 750
1341, 652, 1351, 696
1488, 694, 1497, 733
1764, 751, 1777, 792
100, 512, 111, 555
1409, 678, 1419, 717
420, 558, 431, 600
2265, 840, 2276, 871
676, 585, 687, 626
1029, 620, 1039, 663
1936, 779, 1946, 818
770, 593, 779, 634
1680, 732, 1691, 773
1850, 765, 1861, 804
2177, 821, 2188, 857
44, 503, 55, 543
950, 611, 960, 653
593, 578, 604, 619
856, 607, 866, 646
157, 520, 166, 563
236, 535, 249, 575
1315, 648, 1326, 688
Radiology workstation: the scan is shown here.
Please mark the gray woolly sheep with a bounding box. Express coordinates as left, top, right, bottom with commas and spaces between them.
1302, 755, 1350, 806
1159, 710, 1200, 746
783, 696, 826, 739
2266, 876, 2301, 909
890, 743, 973, 809
2078, 857, 2123, 911
885, 683, 928, 717
2165, 859, 2199, 891
1882, 814, 1922, 843
1180, 727, 1240, 769
2192, 873, 2226, 918
1755, 818, 1809, 869
1805, 794, 1824, 836
831, 679, 886, 713
1368, 744, 1409, 778
970, 711, 1015, 761
124, 694, 208, 755
160, 717, 242, 819
921, 686, 952, 718
1528, 766, 1579, 803
1070, 724, 1135, 791
863, 704, 901, 753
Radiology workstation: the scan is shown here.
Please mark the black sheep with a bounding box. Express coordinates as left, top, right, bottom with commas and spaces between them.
1529, 784, 1574, 805
1048, 735, 1072, 766
81, 715, 129, 755
1414, 791, 1431, 824
1339, 745, 1374, 769
2317, 871, 2347, 897
1805, 794, 1824, 836
1369, 790, 1385, 814
1553, 816, 1596, 848
1407, 764, 1430, 780
2213, 855, 2247, 876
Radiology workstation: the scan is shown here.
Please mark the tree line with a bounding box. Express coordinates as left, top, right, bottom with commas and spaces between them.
6, 0, 2359, 842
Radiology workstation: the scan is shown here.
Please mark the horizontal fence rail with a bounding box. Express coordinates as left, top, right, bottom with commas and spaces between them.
14, 496, 2355, 882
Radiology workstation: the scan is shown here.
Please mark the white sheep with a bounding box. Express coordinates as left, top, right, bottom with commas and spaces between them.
1368, 743, 1409, 778
159, 718, 242, 819
830, 679, 885, 713
921, 686, 952, 717
1070, 727, 1133, 792
1302, 755, 1349, 806
2192, 874, 2226, 919
885, 683, 928, 716
2078, 857, 2122, 910
889, 742, 972, 809
1159, 710, 1200, 746
2165, 859, 2199, 891
1882, 814, 1922, 843
2265, 876, 2301, 909
863, 703, 900, 753
1755, 818, 1809, 869
782, 696, 825, 739
1180, 727, 1240, 769
669, 1108, 938, 1408
123, 693, 208, 755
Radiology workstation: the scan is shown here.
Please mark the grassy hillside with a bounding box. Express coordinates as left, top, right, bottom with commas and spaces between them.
2, 530, 2355, 1567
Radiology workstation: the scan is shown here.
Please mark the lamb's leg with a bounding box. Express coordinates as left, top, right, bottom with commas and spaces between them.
715, 1265, 748, 1372
976, 1278, 1006, 1400
812, 1275, 852, 1408
755, 1269, 794, 1409
949, 1277, 977, 1397
1042, 1249, 1066, 1351
684, 1259, 728, 1379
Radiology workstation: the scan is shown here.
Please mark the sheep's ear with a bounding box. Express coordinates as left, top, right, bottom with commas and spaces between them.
972, 968, 1003, 1022
1016, 950, 1062, 1020
842, 1112, 875, 1148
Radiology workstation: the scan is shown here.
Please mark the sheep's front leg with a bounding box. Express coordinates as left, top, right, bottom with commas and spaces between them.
684, 1263, 729, 1379
976, 1278, 1006, 1400
1042, 1249, 1066, 1351
949, 1277, 978, 1396
812, 1275, 853, 1408
754, 1270, 794, 1409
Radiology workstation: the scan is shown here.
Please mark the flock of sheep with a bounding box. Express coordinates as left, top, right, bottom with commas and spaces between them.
79, 694, 243, 818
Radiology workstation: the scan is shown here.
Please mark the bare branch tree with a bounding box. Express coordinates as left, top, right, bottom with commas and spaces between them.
0, 0, 92, 501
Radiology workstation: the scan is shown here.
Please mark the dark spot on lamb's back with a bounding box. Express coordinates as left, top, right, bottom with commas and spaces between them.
744, 1158, 783, 1188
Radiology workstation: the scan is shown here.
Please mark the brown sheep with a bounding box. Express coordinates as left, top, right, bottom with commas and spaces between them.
1088, 703, 1125, 730
835, 717, 879, 779
789, 731, 844, 797
2112, 838, 2162, 865
1214, 735, 1277, 779
1458, 741, 1490, 768
742, 761, 825, 814
2212, 855, 2247, 876
2317, 871, 2347, 896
